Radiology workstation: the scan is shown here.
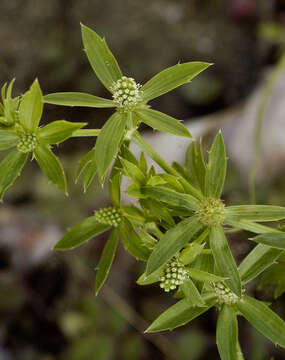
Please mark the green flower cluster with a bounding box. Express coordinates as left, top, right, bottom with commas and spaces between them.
95, 207, 122, 228
159, 258, 188, 292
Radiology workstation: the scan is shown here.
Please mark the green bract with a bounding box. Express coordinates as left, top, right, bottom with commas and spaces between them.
44, 23, 211, 182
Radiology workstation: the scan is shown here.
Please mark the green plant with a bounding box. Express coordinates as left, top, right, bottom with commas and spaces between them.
1, 24, 285, 359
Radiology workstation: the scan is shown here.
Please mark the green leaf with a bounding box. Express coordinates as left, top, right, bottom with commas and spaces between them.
0, 129, 18, 150
217, 305, 238, 360
0, 149, 28, 201
140, 198, 175, 227
76, 148, 96, 183
18, 79, 43, 131
118, 218, 150, 261
250, 233, 285, 250
224, 218, 280, 234
141, 186, 200, 211
225, 205, 285, 222
54, 217, 110, 250
181, 278, 206, 306
141, 62, 211, 102
186, 268, 226, 283
44, 92, 115, 107
81, 24, 122, 92
139, 152, 148, 174
95, 112, 127, 183
146, 296, 216, 333
119, 157, 145, 184
179, 243, 205, 265
34, 144, 67, 194
239, 244, 281, 284
259, 263, 285, 299
210, 226, 241, 296
134, 109, 191, 138
95, 229, 119, 295
109, 172, 121, 207
146, 216, 204, 276
39, 120, 86, 144
204, 131, 227, 199
83, 159, 97, 192
137, 267, 162, 286
185, 140, 206, 192
237, 296, 285, 348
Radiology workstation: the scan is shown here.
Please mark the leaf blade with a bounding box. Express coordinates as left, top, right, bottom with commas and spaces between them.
225, 205, 285, 222
217, 305, 238, 360
44, 92, 115, 108
39, 120, 86, 144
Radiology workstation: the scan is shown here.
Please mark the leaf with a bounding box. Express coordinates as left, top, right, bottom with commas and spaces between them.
237, 296, 285, 348
210, 226, 241, 296
181, 278, 206, 307
179, 243, 205, 265
109, 172, 121, 207
141, 186, 200, 211
141, 62, 211, 102
137, 267, 163, 286
44, 92, 115, 107
186, 268, 226, 283
185, 140, 206, 192
204, 131, 227, 199
119, 157, 145, 184
146, 216, 204, 276
140, 198, 175, 227
95, 229, 119, 295
0, 149, 28, 201
250, 233, 285, 250
39, 120, 86, 144
139, 152, 148, 174
118, 218, 150, 261
239, 244, 281, 284
34, 144, 67, 194
146, 296, 216, 333
224, 218, 280, 234
217, 305, 238, 360
259, 263, 285, 299
18, 79, 43, 131
134, 109, 191, 138
225, 205, 285, 222
0, 129, 18, 150
76, 148, 96, 183
83, 158, 97, 192
81, 24, 122, 92
95, 112, 127, 183
54, 217, 111, 250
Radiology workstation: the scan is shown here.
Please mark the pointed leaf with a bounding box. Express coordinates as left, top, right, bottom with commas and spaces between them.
0, 150, 28, 201
250, 232, 285, 250
205, 131, 227, 199
95, 112, 127, 183
18, 79, 43, 131
181, 278, 206, 306
146, 216, 204, 276
81, 24, 122, 92
34, 144, 67, 194
54, 217, 110, 250
210, 226, 241, 296
141, 62, 211, 102
217, 305, 238, 360
185, 140, 206, 193
44, 92, 115, 107
95, 229, 119, 295
134, 109, 191, 138
224, 218, 280, 234
237, 296, 285, 348
187, 268, 226, 283
225, 205, 285, 222
0, 129, 18, 150
119, 157, 145, 184
76, 148, 96, 183
39, 120, 86, 144
83, 159, 97, 192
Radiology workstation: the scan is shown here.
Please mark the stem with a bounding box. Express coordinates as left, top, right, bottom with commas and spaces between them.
72, 129, 100, 137
248, 53, 285, 203
132, 131, 203, 200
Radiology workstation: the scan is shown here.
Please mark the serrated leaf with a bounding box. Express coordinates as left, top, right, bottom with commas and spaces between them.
237, 296, 285, 348
146, 216, 204, 276
44, 92, 115, 107
181, 278, 206, 306
0, 149, 28, 201
210, 226, 241, 296
217, 305, 238, 360
134, 109, 191, 138
250, 232, 285, 250
81, 24, 122, 92
54, 217, 110, 250
225, 205, 285, 222
146, 296, 216, 333
95, 112, 127, 183
95, 229, 119, 295
141, 62, 211, 102
0, 129, 18, 150
18, 79, 43, 131
34, 144, 67, 194
118, 218, 150, 261
39, 120, 86, 144
205, 131, 227, 199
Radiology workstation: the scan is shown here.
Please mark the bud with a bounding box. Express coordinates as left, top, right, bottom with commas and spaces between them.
160, 258, 188, 292
17, 132, 38, 153
94, 206, 122, 227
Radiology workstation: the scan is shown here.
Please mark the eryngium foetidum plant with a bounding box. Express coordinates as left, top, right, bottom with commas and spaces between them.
0, 24, 285, 359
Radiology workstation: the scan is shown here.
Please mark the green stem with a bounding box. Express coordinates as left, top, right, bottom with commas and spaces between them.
249, 53, 285, 203
72, 129, 100, 137
132, 131, 203, 200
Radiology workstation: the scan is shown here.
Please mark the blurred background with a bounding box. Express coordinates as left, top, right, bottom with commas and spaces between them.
0, 0, 285, 359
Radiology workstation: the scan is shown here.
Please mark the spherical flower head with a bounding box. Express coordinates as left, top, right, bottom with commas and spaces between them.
17, 132, 38, 153
94, 206, 122, 227
160, 258, 189, 292
111, 76, 142, 112
213, 282, 240, 305
196, 197, 225, 226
